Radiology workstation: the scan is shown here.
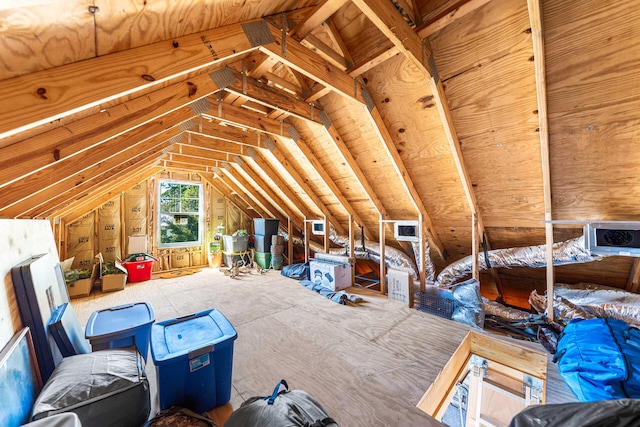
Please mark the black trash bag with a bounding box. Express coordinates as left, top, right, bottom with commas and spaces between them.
224, 380, 338, 427
509, 399, 640, 427
281, 262, 309, 280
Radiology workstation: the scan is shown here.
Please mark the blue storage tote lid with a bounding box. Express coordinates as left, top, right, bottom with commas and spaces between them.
85, 302, 155, 339
151, 309, 237, 364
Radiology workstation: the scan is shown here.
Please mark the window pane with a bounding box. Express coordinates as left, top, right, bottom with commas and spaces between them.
158, 181, 202, 246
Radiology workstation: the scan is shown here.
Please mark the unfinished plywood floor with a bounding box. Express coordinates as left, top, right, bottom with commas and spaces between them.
70, 267, 575, 426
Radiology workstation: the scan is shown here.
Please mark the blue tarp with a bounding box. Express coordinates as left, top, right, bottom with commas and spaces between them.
299, 280, 362, 305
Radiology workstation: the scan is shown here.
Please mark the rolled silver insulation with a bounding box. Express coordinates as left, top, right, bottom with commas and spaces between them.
482, 297, 532, 321
529, 289, 597, 324
552, 284, 640, 327
436, 236, 603, 287
282, 225, 423, 282
411, 240, 436, 284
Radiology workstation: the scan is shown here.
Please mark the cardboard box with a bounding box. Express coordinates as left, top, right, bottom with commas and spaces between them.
66, 263, 97, 299
309, 259, 352, 291
101, 273, 127, 292
96, 254, 128, 292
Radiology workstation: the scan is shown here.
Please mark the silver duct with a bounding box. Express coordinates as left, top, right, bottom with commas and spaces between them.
283, 225, 425, 282
482, 297, 532, 321
411, 240, 436, 284
436, 236, 603, 287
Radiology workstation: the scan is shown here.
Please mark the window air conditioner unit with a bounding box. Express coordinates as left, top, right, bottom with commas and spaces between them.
394, 220, 419, 242
584, 222, 640, 257
311, 220, 325, 236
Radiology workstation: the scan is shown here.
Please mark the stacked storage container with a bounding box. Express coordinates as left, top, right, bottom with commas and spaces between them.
253, 218, 279, 269
271, 235, 284, 270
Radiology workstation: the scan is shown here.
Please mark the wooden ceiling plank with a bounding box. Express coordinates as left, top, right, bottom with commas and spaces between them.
527, 0, 555, 318
0, 124, 182, 215
416, 0, 492, 38
289, 0, 350, 41
59, 166, 163, 225
203, 98, 284, 137
34, 156, 164, 220
249, 55, 280, 79
366, 104, 445, 260
247, 150, 313, 225
233, 156, 304, 227
194, 120, 264, 147
162, 161, 211, 173
300, 34, 351, 71
0, 18, 264, 140
348, 46, 400, 77
223, 66, 325, 125
286, 121, 367, 234
219, 163, 286, 222
260, 22, 366, 105
198, 173, 260, 221
169, 152, 229, 166
268, 141, 347, 235
0, 89, 201, 188
350, 0, 433, 77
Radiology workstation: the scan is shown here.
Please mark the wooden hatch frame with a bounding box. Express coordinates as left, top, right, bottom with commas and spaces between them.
417, 331, 547, 423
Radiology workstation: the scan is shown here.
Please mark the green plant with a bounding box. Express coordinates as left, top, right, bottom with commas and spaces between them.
64, 268, 92, 285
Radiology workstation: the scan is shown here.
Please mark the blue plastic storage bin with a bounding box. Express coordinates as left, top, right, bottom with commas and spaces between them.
84, 302, 155, 362
150, 309, 238, 413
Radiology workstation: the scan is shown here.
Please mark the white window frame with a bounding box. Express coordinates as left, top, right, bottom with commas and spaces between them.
157, 180, 203, 248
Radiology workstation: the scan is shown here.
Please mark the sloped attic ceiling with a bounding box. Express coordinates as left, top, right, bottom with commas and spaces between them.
0, 0, 639, 304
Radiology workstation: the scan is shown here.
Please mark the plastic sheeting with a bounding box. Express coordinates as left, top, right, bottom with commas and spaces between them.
299, 280, 363, 305
436, 236, 603, 287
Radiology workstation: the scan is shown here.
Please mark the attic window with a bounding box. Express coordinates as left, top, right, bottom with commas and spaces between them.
158, 180, 202, 247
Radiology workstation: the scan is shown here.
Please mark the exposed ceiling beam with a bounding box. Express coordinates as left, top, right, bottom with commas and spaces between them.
289, 0, 350, 41
232, 156, 304, 228
416, 0, 492, 38
211, 171, 269, 218
0, 102, 195, 189
168, 151, 231, 166
219, 66, 325, 125
260, 22, 366, 105
527, 0, 555, 317
284, 120, 368, 236
181, 136, 246, 156
350, 0, 434, 77
267, 140, 347, 235
203, 98, 285, 137
57, 165, 163, 224
347, 46, 400, 77
0, 18, 264, 139
198, 173, 259, 221
246, 148, 312, 224
21, 144, 169, 219
0, 122, 183, 216
218, 164, 284, 222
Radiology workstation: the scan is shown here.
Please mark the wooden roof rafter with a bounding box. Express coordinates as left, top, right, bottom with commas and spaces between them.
284, 119, 368, 238
267, 137, 348, 235
244, 148, 312, 223
0, 120, 186, 217
232, 155, 305, 228
198, 173, 259, 221
217, 164, 285, 222
416, 0, 492, 38
57, 164, 164, 225
0, 18, 266, 140
21, 143, 170, 219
